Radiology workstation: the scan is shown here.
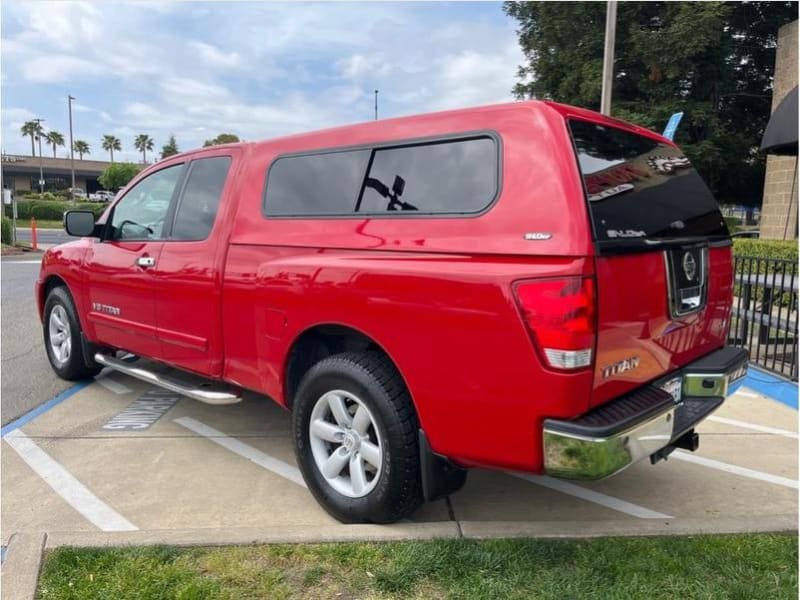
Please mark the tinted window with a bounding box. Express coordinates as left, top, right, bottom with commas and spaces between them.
110, 164, 183, 240
263, 136, 498, 216
357, 138, 497, 214
569, 120, 727, 244
266, 150, 370, 216
172, 157, 231, 240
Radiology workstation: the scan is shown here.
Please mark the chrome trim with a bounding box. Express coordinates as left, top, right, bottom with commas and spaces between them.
94, 353, 242, 405
664, 246, 708, 318
682, 362, 748, 398
544, 404, 676, 479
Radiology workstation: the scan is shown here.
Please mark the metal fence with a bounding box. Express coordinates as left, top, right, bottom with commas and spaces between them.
728, 255, 798, 380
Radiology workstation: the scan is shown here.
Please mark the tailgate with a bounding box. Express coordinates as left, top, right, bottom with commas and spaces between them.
568, 119, 733, 406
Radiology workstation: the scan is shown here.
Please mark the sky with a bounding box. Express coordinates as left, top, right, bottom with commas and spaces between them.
1, 1, 523, 163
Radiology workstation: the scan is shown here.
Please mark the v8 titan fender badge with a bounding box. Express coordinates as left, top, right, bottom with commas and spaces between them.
92, 302, 121, 316
682, 251, 697, 281
602, 356, 641, 379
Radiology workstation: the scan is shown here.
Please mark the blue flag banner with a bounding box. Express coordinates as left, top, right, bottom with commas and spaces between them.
662, 112, 684, 141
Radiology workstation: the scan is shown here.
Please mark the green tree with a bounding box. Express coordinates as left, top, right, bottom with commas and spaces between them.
73, 140, 90, 159
504, 1, 797, 205
98, 163, 140, 191
160, 134, 179, 159
134, 134, 154, 163
20, 120, 43, 157
102, 135, 122, 162
45, 131, 65, 158
203, 133, 240, 147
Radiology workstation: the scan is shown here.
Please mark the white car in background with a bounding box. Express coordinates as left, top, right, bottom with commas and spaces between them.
90, 190, 115, 202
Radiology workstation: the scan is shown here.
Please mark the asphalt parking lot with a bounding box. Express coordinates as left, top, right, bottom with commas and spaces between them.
2, 362, 797, 544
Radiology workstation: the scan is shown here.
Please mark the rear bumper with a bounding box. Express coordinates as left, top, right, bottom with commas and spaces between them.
543, 346, 748, 480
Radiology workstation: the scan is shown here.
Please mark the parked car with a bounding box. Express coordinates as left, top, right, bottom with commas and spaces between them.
67, 187, 87, 199
37, 100, 747, 523
89, 190, 115, 202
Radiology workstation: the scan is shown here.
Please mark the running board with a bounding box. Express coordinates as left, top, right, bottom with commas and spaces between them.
94, 353, 242, 405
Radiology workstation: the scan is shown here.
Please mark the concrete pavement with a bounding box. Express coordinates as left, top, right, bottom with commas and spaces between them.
2, 372, 796, 542
1, 369, 796, 599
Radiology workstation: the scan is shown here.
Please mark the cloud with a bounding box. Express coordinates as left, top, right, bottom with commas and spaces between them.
1, 2, 522, 157
188, 41, 241, 68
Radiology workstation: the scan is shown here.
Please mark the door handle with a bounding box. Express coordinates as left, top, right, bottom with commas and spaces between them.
136, 256, 156, 268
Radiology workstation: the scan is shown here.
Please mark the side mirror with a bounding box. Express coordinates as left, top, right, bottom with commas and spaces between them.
64, 210, 96, 237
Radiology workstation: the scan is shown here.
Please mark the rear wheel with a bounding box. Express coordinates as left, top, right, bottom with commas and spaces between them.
43, 286, 102, 380
292, 352, 423, 523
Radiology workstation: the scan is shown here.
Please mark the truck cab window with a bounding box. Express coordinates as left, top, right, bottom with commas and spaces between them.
110, 164, 183, 241
171, 156, 232, 241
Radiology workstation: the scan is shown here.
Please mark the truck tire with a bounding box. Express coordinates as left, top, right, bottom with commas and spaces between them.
43, 286, 102, 380
292, 352, 423, 523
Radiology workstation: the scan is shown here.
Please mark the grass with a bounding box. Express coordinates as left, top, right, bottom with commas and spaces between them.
37, 535, 797, 599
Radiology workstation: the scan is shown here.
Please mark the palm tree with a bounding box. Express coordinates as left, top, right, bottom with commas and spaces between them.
21, 120, 43, 156
134, 134, 154, 164
73, 140, 90, 159
45, 131, 65, 158
102, 135, 122, 162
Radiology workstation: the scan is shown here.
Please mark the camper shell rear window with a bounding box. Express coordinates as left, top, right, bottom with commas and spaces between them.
569, 119, 728, 249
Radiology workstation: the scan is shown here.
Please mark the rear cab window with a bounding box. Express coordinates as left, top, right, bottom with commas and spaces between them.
568, 119, 728, 251
263, 135, 499, 217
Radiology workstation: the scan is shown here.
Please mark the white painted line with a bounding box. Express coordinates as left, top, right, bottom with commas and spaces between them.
3, 430, 138, 531
707, 415, 798, 439
673, 451, 799, 490
511, 473, 673, 519
3, 260, 42, 264
94, 372, 132, 395
733, 389, 759, 399
174, 417, 307, 488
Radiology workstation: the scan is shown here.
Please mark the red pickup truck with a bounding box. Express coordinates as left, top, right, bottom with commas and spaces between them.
38, 100, 747, 523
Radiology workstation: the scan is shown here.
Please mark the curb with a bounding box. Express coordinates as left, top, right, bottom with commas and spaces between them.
0, 532, 45, 600
4, 515, 797, 599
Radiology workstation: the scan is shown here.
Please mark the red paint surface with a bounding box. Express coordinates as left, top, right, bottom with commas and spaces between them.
35, 100, 730, 473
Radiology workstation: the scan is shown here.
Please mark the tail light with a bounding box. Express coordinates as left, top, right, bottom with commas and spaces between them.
513, 277, 596, 370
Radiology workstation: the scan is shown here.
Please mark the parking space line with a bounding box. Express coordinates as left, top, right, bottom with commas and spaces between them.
707, 415, 799, 439
94, 372, 133, 395
733, 389, 760, 399
673, 451, 799, 489
3, 430, 138, 531
511, 473, 673, 519
174, 417, 307, 488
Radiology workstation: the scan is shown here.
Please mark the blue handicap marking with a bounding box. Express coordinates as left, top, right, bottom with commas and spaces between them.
662, 112, 684, 141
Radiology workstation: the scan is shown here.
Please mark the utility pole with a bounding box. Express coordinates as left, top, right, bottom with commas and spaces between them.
600, 0, 617, 115
34, 118, 45, 193
374, 89, 379, 120
68, 95, 76, 196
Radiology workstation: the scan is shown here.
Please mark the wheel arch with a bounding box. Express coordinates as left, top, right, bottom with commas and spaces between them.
283, 323, 420, 419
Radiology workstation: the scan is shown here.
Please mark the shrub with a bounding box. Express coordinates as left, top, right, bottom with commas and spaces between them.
1, 216, 11, 245
732, 239, 797, 307
4, 198, 108, 222
733, 238, 798, 261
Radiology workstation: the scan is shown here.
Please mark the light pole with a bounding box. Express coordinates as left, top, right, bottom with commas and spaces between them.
600, 0, 617, 116
34, 118, 45, 193
374, 89, 379, 120
68, 95, 76, 196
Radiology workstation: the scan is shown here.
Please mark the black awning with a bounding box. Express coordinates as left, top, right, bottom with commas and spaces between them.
761, 86, 798, 156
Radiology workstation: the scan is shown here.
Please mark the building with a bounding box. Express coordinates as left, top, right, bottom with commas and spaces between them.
759, 20, 798, 240
0, 154, 116, 195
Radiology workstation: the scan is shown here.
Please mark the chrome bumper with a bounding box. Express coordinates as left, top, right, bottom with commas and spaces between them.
543, 347, 748, 480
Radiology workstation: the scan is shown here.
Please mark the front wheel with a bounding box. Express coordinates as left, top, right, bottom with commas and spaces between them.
43, 286, 102, 380
292, 352, 423, 523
